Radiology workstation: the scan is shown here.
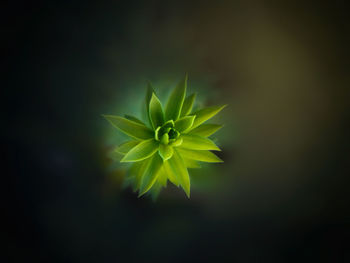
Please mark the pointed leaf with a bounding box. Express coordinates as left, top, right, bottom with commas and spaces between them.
145, 82, 155, 113
181, 93, 196, 117
146, 82, 155, 125
180, 134, 221, 151
174, 115, 196, 133
129, 159, 151, 191
168, 149, 190, 197
115, 140, 139, 155
190, 105, 227, 129
183, 158, 201, 168
139, 154, 163, 196
159, 168, 168, 187
165, 74, 187, 121
149, 170, 167, 201
189, 124, 223, 137
150, 182, 162, 201
149, 93, 165, 129
163, 160, 179, 186
103, 115, 153, 140
121, 139, 159, 162
177, 148, 223, 163
124, 115, 145, 125
159, 144, 174, 161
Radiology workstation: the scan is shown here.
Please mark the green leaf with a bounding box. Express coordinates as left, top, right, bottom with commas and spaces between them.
121, 139, 159, 162
149, 93, 165, 129
149, 170, 167, 201
146, 82, 155, 125
154, 126, 161, 141
177, 148, 223, 163
115, 140, 139, 155
162, 120, 175, 128
145, 82, 155, 113
139, 154, 163, 196
160, 133, 169, 145
103, 115, 154, 140
180, 134, 221, 151
149, 182, 162, 201
108, 149, 122, 161
159, 169, 168, 187
189, 124, 223, 137
124, 115, 145, 125
180, 93, 196, 117
174, 115, 196, 133
163, 160, 179, 186
168, 129, 180, 141
129, 159, 151, 191
165, 74, 187, 121
168, 149, 190, 197
190, 105, 227, 129
159, 144, 174, 161
183, 158, 201, 168
169, 137, 183, 147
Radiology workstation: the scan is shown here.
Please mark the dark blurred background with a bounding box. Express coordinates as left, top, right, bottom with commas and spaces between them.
3, 0, 350, 262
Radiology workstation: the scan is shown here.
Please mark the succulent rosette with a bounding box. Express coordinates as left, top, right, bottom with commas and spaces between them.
103, 75, 226, 199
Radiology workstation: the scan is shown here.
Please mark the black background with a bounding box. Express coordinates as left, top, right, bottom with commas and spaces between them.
4, 0, 350, 262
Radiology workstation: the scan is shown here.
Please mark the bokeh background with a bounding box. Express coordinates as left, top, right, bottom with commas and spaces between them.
4, 0, 350, 262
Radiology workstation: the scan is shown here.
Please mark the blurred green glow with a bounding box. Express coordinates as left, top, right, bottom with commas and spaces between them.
102, 75, 227, 198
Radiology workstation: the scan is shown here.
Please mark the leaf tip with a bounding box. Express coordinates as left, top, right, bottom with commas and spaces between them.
184, 72, 188, 81
137, 191, 146, 198
221, 104, 228, 110
216, 155, 224, 162
147, 80, 153, 89
213, 145, 222, 151
138, 181, 150, 197
119, 157, 129, 163
184, 188, 190, 198
101, 114, 111, 120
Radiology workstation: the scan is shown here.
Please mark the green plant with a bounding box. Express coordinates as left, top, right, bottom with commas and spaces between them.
103, 74, 226, 199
